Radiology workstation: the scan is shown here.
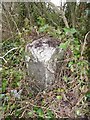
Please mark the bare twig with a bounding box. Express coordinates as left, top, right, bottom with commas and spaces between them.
81, 31, 90, 56
0, 56, 7, 63
19, 109, 27, 119
3, 47, 18, 58
3, 4, 21, 34
48, 2, 69, 28
2, 8, 14, 38
0, 47, 18, 63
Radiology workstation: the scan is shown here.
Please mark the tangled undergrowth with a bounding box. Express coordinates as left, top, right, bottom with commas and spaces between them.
1, 24, 89, 119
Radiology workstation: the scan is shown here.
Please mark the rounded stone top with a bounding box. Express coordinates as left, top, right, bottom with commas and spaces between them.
25, 36, 61, 62
26, 36, 61, 49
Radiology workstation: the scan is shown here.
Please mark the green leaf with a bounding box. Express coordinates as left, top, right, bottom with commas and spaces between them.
39, 24, 49, 33
85, 92, 90, 98
56, 95, 62, 100
46, 110, 54, 118
70, 28, 77, 34
63, 28, 71, 33
29, 93, 33, 97
0, 94, 5, 100
2, 79, 8, 92
63, 76, 68, 82
28, 111, 33, 117
63, 28, 77, 34
17, 82, 21, 87
15, 109, 21, 117
37, 16, 46, 26
68, 61, 74, 67
59, 41, 69, 50
36, 108, 44, 117
57, 88, 61, 92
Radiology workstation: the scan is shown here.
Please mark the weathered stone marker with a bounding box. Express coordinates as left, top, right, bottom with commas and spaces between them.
25, 36, 64, 90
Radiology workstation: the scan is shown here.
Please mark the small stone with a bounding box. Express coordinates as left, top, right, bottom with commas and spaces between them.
25, 36, 64, 90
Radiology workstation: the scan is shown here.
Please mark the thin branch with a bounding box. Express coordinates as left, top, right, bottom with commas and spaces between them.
0, 47, 18, 63
3, 4, 21, 34
3, 47, 18, 58
0, 56, 7, 63
2, 8, 14, 37
48, 2, 69, 28
81, 31, 90, 56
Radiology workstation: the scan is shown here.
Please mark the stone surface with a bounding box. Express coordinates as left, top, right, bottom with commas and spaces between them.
25, 36, 64, 90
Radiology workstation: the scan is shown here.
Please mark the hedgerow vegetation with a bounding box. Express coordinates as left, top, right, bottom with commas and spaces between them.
0, 2, 90, 119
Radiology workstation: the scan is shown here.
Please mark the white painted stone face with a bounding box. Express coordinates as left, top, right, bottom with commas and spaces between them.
27, 38, 56, 62
25, 37, 64, 90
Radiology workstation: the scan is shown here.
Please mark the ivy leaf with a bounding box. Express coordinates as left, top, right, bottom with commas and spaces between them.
46, 110, 54, 118
70, 28, 77, 34
63, 28, 77, 34
0, 94, 5, 100
86, 92, 90, 98
59, 41, 69, 50
36, 108, 44, 117
39, 24, 49, 33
